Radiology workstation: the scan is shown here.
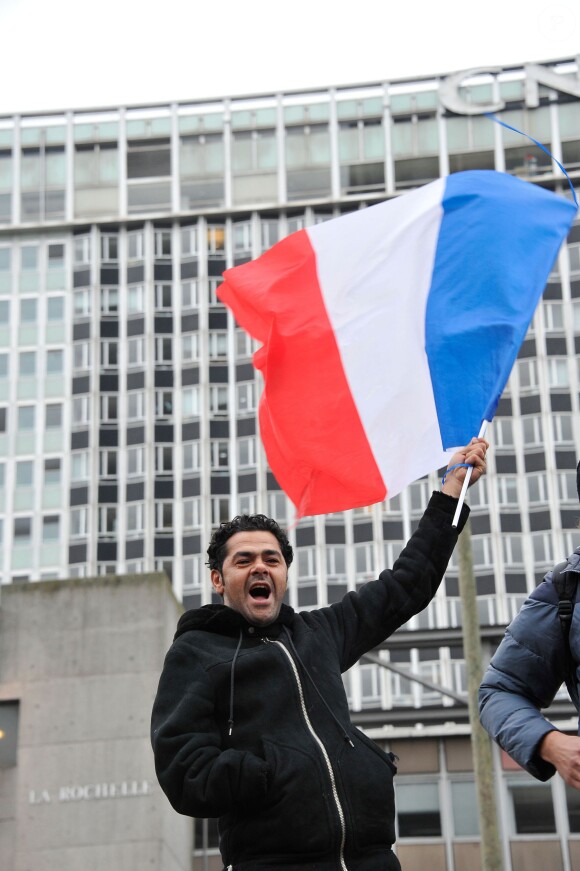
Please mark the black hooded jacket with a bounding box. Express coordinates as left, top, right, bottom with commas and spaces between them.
151, 492, 468, 871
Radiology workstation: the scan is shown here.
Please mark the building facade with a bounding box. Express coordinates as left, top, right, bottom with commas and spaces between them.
0, 57, 580, 869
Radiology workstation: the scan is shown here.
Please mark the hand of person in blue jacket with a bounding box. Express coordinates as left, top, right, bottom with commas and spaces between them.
540, 731, 580, 789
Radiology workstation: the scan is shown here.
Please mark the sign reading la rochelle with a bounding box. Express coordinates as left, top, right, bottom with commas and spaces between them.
28, 779, 154, 805
439, 62, 580, 115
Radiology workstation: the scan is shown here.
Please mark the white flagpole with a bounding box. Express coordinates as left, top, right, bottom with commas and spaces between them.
452, 420, 489, 528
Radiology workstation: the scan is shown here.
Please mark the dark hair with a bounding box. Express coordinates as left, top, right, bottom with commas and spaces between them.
206, 514, 294, 574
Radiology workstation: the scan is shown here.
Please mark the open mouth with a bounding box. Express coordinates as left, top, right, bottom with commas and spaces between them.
249, 584, 271, 600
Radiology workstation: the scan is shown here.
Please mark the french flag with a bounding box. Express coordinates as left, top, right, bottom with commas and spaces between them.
219, 170, 576, 518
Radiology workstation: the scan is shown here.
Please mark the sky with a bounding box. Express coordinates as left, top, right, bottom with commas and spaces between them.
0, 0, 578, 114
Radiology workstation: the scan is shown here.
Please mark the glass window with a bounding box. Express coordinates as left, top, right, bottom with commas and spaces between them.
0, 353, 7, 378
20, 298, 37, 323
42, 515, 60, 541
71, 451, 89, 481
508, 781, 555, 834
73, 288, 91, 317
45, 403, 62, 428
181, 279, 199, 309
450, 781, 479, 836
566, 783, 580, 833
527, 472, 548, 505
547, 358, 569, 389
127, 503, 144, 534
183, 441, 200, 472
127, 391, 145, 420
21, 245, 38, 270
47, 297, 65, 321
155, 390, 173, 418
46, 350, 64, 374
14, 517, 32, 542
552, 413, 574, 444
18, 351, 36, 377
155, 501, 173, 531
154, 283, 172, 309
155, 445, 173, 473
16, 460, 33, 486
100, 286, 119, 314
99, 449, 117, 478
128, 284, 145, 313
0, 300, 9, 324
396, 782, 441, 837
182, 386, 200, 418
70, 507, 88, 538
98, 505, 117, 536
127, 446, 145, 477
17, 405, 35, 430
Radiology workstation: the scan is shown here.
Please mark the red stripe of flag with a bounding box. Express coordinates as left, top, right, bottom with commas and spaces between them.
218, 229, 385, 517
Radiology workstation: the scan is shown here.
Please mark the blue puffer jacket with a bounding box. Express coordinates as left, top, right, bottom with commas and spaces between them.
478, 550, 580, 781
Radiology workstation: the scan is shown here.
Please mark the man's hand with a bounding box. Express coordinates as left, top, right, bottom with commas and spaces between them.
540, 731, 580, 789
441, 437, 489, 499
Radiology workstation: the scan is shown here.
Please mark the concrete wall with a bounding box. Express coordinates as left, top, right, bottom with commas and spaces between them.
0, 574, 192, 871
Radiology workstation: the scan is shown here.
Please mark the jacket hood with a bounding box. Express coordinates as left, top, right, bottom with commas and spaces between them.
174, 602, 295, 640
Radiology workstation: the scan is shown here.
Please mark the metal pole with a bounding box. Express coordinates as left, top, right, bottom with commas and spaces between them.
457, 518, 504, 871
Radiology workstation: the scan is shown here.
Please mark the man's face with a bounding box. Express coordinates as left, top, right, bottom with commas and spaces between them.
210, 530, 288, 626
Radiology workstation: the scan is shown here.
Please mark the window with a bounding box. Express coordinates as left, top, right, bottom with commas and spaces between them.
128, 337, 145, 367
297, 546, 317, 583
72, 396, 90, 426
100, 340, 118, 369
210, 440, 229, 470
182, 386, 200, 418
209, 385, 228, 416
128, 230, 144, 261
183, 498, 202, 529
532, 532, 553, 565
354, 543, 374, 582
20, 298, 37, 323
46, 349, 64, 374
127, 503, 144, 534
360, 663, 381, 707
98, 506, 117, 536
127, 446, 145, 477
207, 224, 225, 255
552, 413, 574, 444
0, 299, 9, 324
326, 545, 346, 583
100, 286, 119, 314
396, 782, 441, 837
16, 460, 33, 486
493, 418, 514, 449
181, 225, 198, 256
127, 391, 145, 421
70, 507, 88, 538
497, 475, 518, 506
0, 353, 7, 378
182, 333, 199, 362
409, 480, 430, 515
42, 515, 60, 541
155, 390, 173, 419
44, 457, 61, 485
522, 415, 543, 447
154, 282, 172, 309
518, 358, 538, 391
502, 534, 524, 566
17, 405, 35, 430
472, 536, 493, 568
450, 781, 479, 837
236, 382, 256, 414
466, 475, 488, 509
183, 441, 200, 472
99, 449, 117, 478
209, 331, 228, 359
208, 277, 222, 306
128, 283, 145, 313
508, 780, 555, 834
154, 229, 172, 258
181, 279, 199, 309
71, 451, 89, 481
155, 445, 173, 474
547, 357, 570, 388
73, 288, 91, 317
20, 244, 38, 270
100, 234, 118, 262
543, 301, 564, 332
18, 351, 36, 377
236, 329, 254, 358
558, 471, 578, 503
73, 236, 91, 265
47, 296, 64, 321
239, 493, 256, 514
100, 394, 118, 422
155, 337, 173, 365
238, 436, 256, 467
155, 501, 173, 531
526, 472, 548, 505
14, 517, 32, 543
44, 397, 62, 429
183, 555, 203, 590
211, 497, 230, 526
0, 407, 6, 433
73, 341, 91, 371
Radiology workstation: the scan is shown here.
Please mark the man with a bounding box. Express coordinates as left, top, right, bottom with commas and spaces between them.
479, 461, 580, 789
151, 438, 488, 871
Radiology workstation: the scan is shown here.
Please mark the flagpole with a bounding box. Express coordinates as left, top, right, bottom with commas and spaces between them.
451, 420, 489, 527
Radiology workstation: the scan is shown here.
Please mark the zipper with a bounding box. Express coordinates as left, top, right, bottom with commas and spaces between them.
264, 637, 349, 871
